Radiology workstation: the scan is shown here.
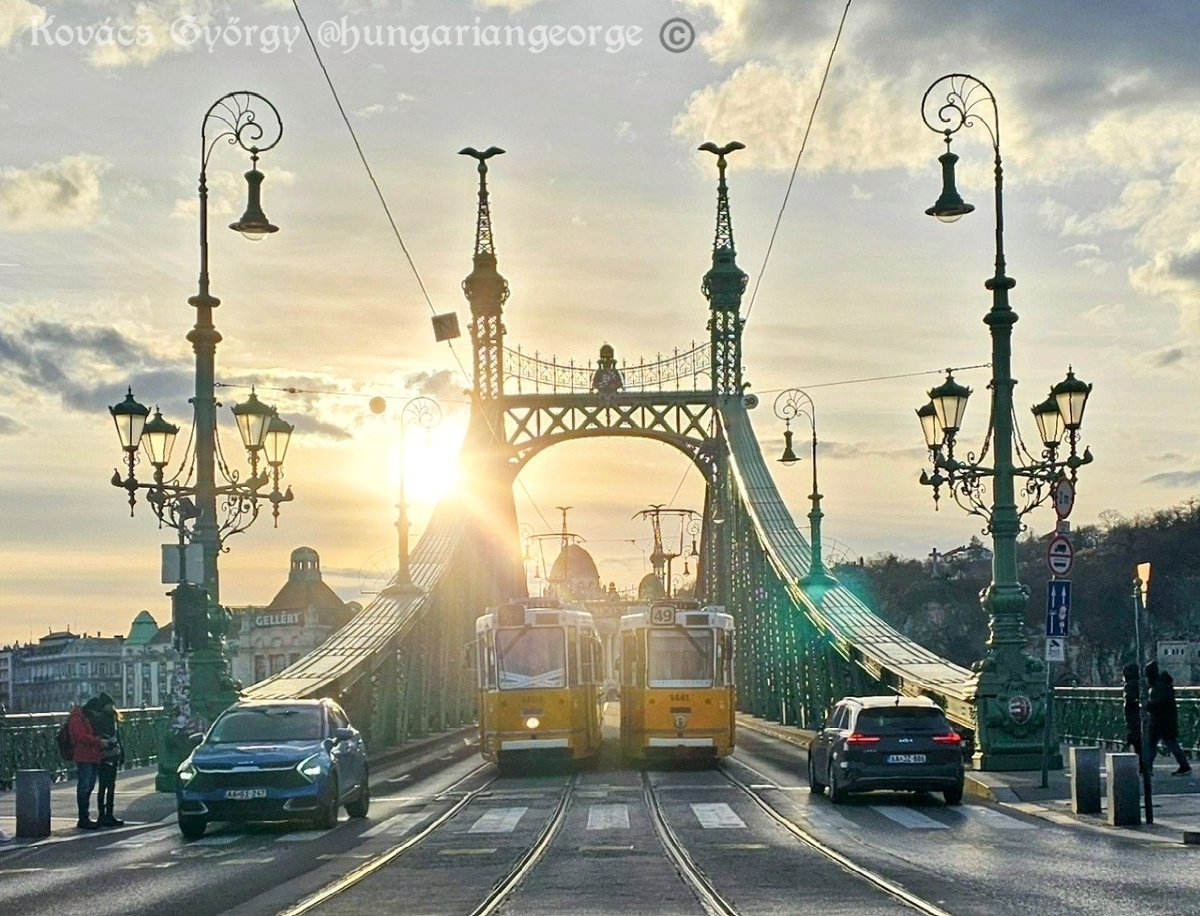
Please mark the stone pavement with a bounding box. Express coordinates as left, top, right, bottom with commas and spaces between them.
0, 766, 177, 846
966, 749, 1200, 846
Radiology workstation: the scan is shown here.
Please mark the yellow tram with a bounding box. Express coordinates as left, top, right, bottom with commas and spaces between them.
618, 601, 736, 761
475, 598, 604, 770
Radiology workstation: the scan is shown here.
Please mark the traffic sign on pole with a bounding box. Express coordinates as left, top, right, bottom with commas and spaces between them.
1052, 477, 1075, 520
1046, 580, 1071, 638
1045, 637, 1065, 662
1046, 534, 1074, 577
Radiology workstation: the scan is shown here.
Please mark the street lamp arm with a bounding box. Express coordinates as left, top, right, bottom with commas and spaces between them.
201, 91, 283, 171
921, 73, 1000, 153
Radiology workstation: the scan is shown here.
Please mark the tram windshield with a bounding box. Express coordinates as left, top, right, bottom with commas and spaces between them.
647, 629, 714, 688
495, 627, 567, 689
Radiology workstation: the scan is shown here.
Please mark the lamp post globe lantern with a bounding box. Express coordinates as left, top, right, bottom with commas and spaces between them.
107, 91, 293, 791
917, 74, 1094, 770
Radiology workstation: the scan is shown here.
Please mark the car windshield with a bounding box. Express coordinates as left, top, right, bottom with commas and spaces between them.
495, 627, 566, 689
854, 706, 950, 736
208, 706, 324, 743
647, 629, 714, 687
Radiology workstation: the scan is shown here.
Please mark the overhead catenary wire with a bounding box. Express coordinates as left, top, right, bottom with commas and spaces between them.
743, 0, 853, 322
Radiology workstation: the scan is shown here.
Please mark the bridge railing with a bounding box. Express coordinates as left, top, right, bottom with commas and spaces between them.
0, 707, 167, 789
504, 343, 711, 393
1055, 687, 1200, 757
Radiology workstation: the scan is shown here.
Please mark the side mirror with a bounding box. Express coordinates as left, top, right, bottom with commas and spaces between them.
334, 727, 354, 743
188, 732, 204, 748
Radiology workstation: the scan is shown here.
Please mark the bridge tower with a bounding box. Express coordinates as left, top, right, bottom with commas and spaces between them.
700, 141, 749, 397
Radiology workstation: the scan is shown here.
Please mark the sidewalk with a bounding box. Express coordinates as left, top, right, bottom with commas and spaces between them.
966, 751, 1200, 846
0, 766, 177, 846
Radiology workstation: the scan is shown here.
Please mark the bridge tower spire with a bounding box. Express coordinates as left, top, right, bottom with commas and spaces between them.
459, 146, 510, 406
699, 141, 749, 397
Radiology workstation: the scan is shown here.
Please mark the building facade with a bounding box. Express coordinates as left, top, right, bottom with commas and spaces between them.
1157, 639, 1200, 687
121, 611, 178, 708
8, 630, 124, 713
227, 547, 357, 687
0, 646, 12, 712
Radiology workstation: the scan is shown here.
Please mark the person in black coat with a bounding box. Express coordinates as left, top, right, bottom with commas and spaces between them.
1122, 662, 1142, 768
87, 692, 127, 827
1145, 662, 1192, 776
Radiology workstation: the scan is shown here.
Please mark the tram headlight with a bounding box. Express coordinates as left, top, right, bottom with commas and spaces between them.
525, 717, 540, 730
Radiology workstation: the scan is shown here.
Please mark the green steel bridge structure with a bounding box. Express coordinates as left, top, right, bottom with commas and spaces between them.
7, 140, 1154, 787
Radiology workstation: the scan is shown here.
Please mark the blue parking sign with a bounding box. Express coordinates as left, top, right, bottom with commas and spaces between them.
1046, 581, 1071, 638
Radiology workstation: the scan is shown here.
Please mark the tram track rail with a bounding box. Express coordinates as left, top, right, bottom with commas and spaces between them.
468, 773, 578, 916
642, 770, 741, 916
276, 763, 494, 916
719, 759, 953, 916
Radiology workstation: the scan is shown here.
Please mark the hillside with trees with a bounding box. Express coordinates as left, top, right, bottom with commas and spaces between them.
832, 498, 1200, 686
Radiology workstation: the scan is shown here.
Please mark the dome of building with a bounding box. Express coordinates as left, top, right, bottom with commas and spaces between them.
548, 543, 602, 599
637, 572, 666, 600
126, 610, 159, 646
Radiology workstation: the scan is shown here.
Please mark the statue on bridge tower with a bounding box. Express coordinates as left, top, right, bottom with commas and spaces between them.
590, 344, 625, 402
699, 141, 749, 398
459, 146, 510, 406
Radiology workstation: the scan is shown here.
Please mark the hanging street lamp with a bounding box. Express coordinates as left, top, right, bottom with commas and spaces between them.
916, 74, 1093, 771
107, 91, 293, 789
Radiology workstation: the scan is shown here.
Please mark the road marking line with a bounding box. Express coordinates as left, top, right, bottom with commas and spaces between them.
692, 803, 746, 829
118, 862, 177, 870
102, 827, 178, 849
587, 804, 630, 830
469, 806, 527, 833
277, 831, 326, 842
870, 806, 949, 829
958, 806, 1035, 830
717, 843, 767, 850
0, 867, 48, 874
361, 811, 430, 839
440, 848, 497, 855
316, 853, 374, 860
189, 835, 241, 846
218, 857, 276, 865
579, 844, 634, 852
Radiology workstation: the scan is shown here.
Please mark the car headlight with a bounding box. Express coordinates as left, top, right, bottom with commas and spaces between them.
178, 761, 198, 785
297, 753, 325, 782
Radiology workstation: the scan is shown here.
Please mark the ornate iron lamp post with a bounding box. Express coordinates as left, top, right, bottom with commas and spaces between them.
375, 396, 442, 593
773, 389, 834, 589
917, 74, 1093, 770
108, 91, 292, 788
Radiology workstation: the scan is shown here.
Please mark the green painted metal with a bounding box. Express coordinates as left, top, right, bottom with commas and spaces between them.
0, 708, 168, 788
1056, 687, 1199, 757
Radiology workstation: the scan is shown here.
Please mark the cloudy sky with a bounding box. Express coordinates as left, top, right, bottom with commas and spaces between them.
3, 0, 1199, 646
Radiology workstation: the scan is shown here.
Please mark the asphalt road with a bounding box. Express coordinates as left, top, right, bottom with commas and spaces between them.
3, 720, 1198, 916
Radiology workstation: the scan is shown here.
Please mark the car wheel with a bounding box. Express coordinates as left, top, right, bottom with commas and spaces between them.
943, 782, 964, 806
178, 815, 206, 840
315, 774, 340, 829
346, 776, 370, 818
807, 753, 826, 795
829, 764, 848, 805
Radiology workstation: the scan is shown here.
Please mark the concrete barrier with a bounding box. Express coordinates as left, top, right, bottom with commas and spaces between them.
15, 769, 51, 838
1105, 753, 1141, 827
1070, 746, 1101, 814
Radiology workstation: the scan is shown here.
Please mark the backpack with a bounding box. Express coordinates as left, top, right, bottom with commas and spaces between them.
56, 721, 73, 762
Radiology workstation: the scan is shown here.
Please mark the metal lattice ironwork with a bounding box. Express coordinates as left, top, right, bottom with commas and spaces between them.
504, 344, 712, 394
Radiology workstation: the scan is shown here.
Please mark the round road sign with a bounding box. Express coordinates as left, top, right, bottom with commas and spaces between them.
1053, 478, 1075, 519
1046, 534, 1074, 577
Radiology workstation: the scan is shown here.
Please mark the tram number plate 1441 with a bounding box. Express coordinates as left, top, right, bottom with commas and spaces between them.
885, 754, 926, 764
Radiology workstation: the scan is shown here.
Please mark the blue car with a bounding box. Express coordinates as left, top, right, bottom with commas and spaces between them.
176, 698, 369, 839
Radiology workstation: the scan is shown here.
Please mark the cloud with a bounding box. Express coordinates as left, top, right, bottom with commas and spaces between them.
1139, 344, 1191, 369
171, 168, 296, 221
471, 0, 553, 10
1142, 469, 1200, 488
0, 414, 23, 436
0, 0, 45, 47
0, 154, 108, 231
1081, 303, 1125, 328
404, 369, 462, 400
354, 104, 386, 119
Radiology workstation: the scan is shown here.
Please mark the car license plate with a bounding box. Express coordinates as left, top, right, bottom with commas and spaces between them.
886, 754, 927, 764
224, 788, 267, 800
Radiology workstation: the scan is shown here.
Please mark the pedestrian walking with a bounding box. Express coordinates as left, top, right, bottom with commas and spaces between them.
69, 697, 105, 829
1145, 661, 1192, 776
1122, 662, 1143, 767
91, 692, 126, 827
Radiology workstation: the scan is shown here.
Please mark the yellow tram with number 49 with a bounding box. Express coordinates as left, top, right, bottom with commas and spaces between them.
475, 598, 604, 771
618, 600, 736, 762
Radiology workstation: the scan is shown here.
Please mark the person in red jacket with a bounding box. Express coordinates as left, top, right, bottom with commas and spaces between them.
69, 698, 105, 829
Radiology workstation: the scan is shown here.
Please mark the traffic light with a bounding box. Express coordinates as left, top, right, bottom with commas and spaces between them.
171, 583, 209, 653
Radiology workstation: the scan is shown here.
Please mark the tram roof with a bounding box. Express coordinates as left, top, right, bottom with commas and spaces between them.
619, 604, 734, 631
476, 603, 598, 633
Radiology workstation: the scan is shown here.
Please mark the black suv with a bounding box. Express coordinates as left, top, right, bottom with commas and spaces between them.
807, 696, 965, 805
